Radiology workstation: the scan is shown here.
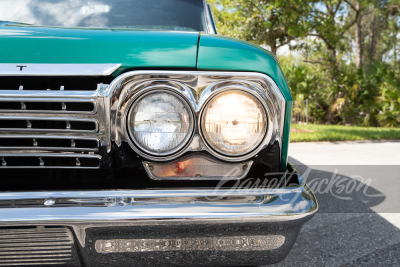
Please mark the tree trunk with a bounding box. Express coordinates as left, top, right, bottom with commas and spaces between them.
368, 14, 376, 62
355, 2, 363, 69
328, 46, 337, 81
270, 43, 278, 55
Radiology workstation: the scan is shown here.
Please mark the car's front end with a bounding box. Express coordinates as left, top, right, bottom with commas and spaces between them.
0, 1, 317, 266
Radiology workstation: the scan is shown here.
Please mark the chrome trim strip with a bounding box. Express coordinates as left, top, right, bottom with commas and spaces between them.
0, 166, 99, 169
0, 147, 97, 152
0, 134, 99, 140
203, 0, 217, 34
0, 116, 99, 133
0, 98, 97, 114
0, 90, 100, 98
0, 153, 101, 158
0, 135, 99, 152
0, 64, 121, 76
0, 153, 101, 169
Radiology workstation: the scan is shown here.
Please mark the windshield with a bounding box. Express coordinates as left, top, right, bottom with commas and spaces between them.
0, 0, 207, 32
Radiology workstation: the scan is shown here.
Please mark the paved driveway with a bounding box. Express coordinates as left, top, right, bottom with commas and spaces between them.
268, 140, 400, 267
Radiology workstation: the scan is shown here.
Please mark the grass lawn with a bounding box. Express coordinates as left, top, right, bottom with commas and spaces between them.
290, 124, 400, 142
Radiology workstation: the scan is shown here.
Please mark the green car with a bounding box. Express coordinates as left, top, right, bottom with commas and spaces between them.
0, 0, 317, 266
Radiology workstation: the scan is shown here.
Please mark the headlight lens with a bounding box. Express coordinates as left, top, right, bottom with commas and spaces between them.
128, 91, 193, 155
201, 91, 267, 156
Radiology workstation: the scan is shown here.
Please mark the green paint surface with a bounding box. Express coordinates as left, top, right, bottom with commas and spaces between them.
0, 22, 199, 72
282, 101, 293, 170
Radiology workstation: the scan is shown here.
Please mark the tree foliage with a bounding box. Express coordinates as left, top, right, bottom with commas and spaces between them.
209, 0, 310, 54
210, 0, 400, 127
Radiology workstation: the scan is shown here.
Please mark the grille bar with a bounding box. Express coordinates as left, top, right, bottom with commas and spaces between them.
0, 250, 72, 255
0, 99, 96, 114
0, 153, 101, 169
0, 262, 69, 266
0, 117, 98, 133
0, 136, 99, 152
0, 234, 69, 239
0, 246, 72, 251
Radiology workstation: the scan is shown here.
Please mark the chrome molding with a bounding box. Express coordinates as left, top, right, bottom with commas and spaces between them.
0, 64, 121, 76
0, 147, 97, 153
0, 135, 99, 152
0, 90, 100, 98
0, 153, 101, 169
0, 98, 97, 114
0, 186, 317, 221
105, 71, 286, 162
203, 0, 217, 34
0, 116, 99, 133
0, 134, 101, 140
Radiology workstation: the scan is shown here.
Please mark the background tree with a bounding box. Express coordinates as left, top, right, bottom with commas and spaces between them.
209, 0, 311, 55
210, 0, 400, 127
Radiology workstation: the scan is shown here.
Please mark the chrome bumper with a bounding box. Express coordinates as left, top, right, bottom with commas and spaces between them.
0, 173, 317, 266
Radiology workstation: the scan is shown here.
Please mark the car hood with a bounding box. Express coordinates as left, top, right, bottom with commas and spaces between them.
0, 22, 199, 75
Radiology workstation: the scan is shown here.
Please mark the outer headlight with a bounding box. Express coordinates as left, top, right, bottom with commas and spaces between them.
127, 91, 193, 156
201, 91, 267, 156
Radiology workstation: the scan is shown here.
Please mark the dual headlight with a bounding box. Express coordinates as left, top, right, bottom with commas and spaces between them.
127, 90, 267, 157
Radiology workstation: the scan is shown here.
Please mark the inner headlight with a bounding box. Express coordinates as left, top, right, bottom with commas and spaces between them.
201, 91, 267, 156
127, 91, 193, 156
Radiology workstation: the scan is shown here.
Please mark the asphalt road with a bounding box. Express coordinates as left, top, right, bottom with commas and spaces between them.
267, 140, 400, 267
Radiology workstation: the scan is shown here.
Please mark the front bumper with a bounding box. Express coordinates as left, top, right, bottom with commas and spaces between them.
0, 166, 317, 267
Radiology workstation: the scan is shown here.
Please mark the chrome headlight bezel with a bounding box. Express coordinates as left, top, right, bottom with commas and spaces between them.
109, 71, 285, 162
199, 89, 268, 157
125, 89, 195, 157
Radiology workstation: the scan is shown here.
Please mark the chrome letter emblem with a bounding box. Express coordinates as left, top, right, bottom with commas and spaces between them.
16, 65, 27, 71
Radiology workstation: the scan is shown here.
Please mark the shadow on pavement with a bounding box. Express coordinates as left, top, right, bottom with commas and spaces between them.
267, 157, 400, 267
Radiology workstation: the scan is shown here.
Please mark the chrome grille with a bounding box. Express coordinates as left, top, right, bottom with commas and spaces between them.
0, 227, 81, 266
0, 85, 108, 169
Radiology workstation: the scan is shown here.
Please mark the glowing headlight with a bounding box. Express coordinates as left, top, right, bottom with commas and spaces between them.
127, 91, 193, 156
201, 91, 267, 156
